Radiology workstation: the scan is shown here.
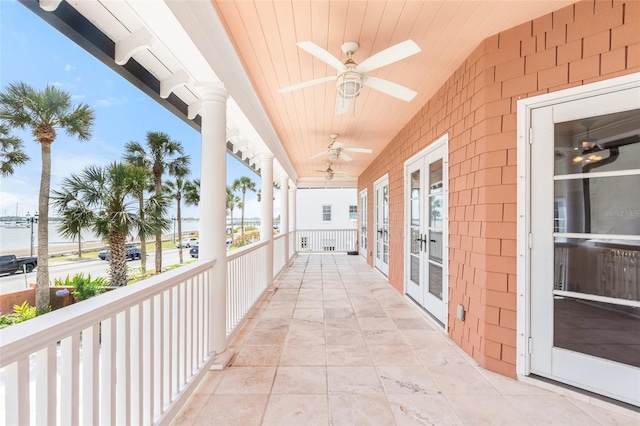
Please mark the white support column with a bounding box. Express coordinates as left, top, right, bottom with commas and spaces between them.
289, 184, 297, 241
260, 153, 275, 289
279, 177, 289, 262
197, 84, 234, 369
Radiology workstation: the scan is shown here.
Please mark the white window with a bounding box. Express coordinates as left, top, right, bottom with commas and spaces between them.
322, 205, 331, 221
349, 205, 357, 220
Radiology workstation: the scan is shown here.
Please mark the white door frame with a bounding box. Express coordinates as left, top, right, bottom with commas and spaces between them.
404, 134, 449, 328
373, 174, 390, 276
516, 72, 640, 378
359, 188, 368, 259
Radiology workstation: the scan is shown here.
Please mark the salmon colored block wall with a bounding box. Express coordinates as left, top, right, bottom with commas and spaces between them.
358, 0, 640, 378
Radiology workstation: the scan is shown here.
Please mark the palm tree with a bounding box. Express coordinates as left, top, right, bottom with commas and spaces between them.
54, 198, 94, 259
164, 177, 189, 264
232, 176, 256, 235
184, 178, 200, 205
226, 185, 240, 240
53, 162, 169, 286
123, 131, 189, 273
0, 123, 29, 176
123, 162, 155, 274
0, 82, 94, 311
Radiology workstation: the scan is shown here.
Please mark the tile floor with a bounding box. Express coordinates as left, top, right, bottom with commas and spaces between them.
172, 254, 639, 425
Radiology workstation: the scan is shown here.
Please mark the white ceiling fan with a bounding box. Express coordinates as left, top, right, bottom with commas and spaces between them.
314, 163, 351, 181
310, 134, 373, 162
279, 40, 421, 114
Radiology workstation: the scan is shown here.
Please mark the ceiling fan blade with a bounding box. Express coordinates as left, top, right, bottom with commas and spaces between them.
363, 76, 417, 101
335, 96, 351, 115
297, 41, 346, 72
340, 151, 353, 161
357, 40, 421, 72
278, 76, 336, 94
310, 151, 328, 159
343, 147, 373, 154
333, 141, 344, 149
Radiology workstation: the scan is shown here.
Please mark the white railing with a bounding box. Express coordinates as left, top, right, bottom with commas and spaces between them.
0, 260, 215, 426
273, 233, 287, 277
226, 241, 269, 335
288, 231, 295, 256
295, 229, 358, 253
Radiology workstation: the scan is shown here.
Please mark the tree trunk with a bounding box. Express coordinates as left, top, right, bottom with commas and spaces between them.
154, 175, 162, 273
230, 207, 234, 241
35, 142, 51, 312
138, 192, 146, 273
177, 195, 183, 265
241, 188, 246, 235
108, 232, 128, 286
78, 232, 82, 258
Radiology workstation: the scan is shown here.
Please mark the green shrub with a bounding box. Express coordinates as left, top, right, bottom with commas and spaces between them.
244, 225, 258, 232
11, 301, 36, 324
54, 273, 109, 301
0, 313, 15, 329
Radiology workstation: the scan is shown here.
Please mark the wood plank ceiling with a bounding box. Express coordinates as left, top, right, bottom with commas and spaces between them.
211, 0, 574, 182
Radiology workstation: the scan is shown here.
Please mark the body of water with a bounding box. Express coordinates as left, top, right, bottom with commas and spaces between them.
0, 220, 200, 253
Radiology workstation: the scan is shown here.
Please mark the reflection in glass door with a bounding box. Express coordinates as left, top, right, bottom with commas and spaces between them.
359, 189, 367, 258
405, 138, 448, 326
374, 175, 389, 276
530, 86, 640, 407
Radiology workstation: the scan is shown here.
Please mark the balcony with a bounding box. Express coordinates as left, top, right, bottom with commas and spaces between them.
1, 229, 637, 425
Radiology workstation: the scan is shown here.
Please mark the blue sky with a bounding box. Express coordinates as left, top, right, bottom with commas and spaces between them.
0, 0, 272, 219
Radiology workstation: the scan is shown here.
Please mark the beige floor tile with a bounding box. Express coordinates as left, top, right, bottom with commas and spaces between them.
328, 394, 396, 426
326, 345, 374, 366
415, 346, 470, 366
266, 300, 296, 309
363, 329, 407, 345
286, 328, 326, 345
272, 366, 327, 394
289, 318, 326, 331
447, 394, 529, 425
328, 366, 384, 394
401, 329, 453, 350
324, 308, 355, 319
358, 317, 397, 331
233, 345, 282, 366
323, 299, 353, 308
392, 317, 434, 330
263, 394, 329, 426
260, 307, 294, 319
387, 394, 464, 426
190, 370, 224, 395
428, 365, 499, 395
254, 318, 290, 331
197, 394, 268, 425
215, 366, 276, 394
280, 345, 326, 366
354, 306, 388, 318
171, 393, 212, 425
295, 300, 324, 309
325, 328, 366, 346
244, 329, 287, 346
385, 308, 422, 318
481, 369, 557, 396
568, 398, 640, 425
378, 366, 441, 395
369, 344, 422, 366
292, 308, 324, 322
325, 317, 360, 330
507, 395, 602, 425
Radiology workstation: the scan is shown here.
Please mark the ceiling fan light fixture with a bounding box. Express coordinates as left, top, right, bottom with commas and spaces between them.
328, 148, 340, 161
581, 137, 597, 150
324, 171, 334, 180
336, 70, 362, 99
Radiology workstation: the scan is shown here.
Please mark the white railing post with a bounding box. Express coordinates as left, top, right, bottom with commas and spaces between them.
197, 83, 233, 368
261, 153, 275, 289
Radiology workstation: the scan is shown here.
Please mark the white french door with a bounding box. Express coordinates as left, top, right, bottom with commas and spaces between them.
359, 189, 368, 258
405, 138, 448, 326
529, 84, 640, 407
374, 175, 389, 276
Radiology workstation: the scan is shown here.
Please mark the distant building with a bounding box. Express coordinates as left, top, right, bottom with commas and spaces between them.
296, 188, 357, 230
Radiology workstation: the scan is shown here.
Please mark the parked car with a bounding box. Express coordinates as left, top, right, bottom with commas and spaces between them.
99, 243, 139, 260
0, 254, 37, 275
176, 237, 198, 248
190, 245, 198, 258
100, 246, 142, 261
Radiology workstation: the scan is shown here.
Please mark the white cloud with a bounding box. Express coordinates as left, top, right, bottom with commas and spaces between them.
94, 96, 131, 108
71, 94, 86, 101
64, 64, 76, 71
